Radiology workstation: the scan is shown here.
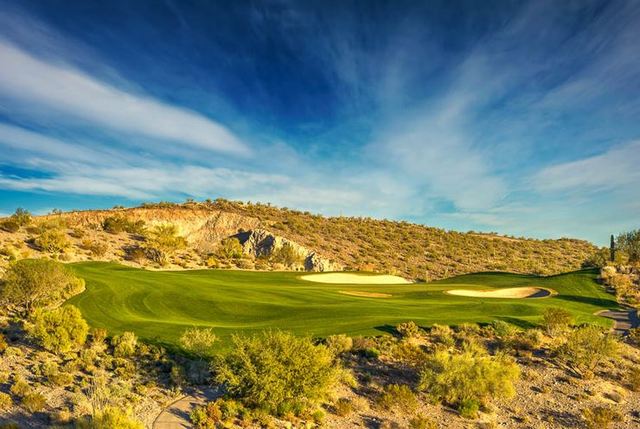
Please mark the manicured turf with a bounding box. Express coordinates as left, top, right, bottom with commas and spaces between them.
67, 262, 618, 350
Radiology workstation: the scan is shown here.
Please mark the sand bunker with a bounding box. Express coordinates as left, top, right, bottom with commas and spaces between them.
338, 291, 392, 298
301, 273, 411, 284
445, 287, 554, 299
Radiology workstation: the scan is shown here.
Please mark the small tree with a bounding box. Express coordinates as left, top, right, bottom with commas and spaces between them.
11, 208, 32, 227
542, 308, 574, 335
28, 305, 89, 353
213, 330, 340, 416
271, 243, 303, 267
219, 238, 244, 260
617, 230, 640, 263
146, 224, 186, 253
555, 325, 619, 378
180, 327, 217, 359
0, 259, 85, 315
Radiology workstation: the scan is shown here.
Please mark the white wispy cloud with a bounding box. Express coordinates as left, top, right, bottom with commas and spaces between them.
0, 39, 250, 156
533, 141, 640, 193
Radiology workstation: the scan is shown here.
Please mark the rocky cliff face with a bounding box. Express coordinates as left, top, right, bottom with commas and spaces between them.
233, 229, 341, 272
34, 206, 339, 272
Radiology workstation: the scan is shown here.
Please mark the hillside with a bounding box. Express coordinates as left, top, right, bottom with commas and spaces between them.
0, 200, 597, 279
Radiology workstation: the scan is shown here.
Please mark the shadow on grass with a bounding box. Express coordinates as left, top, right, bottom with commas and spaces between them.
374, 324, 398, 336
494, 316, 538, 330
553, 294, 618, 308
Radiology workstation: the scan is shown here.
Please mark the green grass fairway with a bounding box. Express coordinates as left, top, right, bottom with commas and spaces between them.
67, 262, 618, 350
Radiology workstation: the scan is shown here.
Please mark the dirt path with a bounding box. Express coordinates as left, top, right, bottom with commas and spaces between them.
153, 387, 219, 429
598, 308, 640, 335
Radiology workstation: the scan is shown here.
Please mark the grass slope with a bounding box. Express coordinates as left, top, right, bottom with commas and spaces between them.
67, 262, 617, 350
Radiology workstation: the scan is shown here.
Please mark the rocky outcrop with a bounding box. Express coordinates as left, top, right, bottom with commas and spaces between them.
233, 229, 341, 272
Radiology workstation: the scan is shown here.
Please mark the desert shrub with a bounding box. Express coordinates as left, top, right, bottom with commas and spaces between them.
28, 305, 88, 353
51, 407, 72, 424
376, 384, 418, 412
582, 406, 622, 429
102, 216, 145, 235
0, 333, 7, 353
418, 347, 519, 410
555, 325, 619, 378
10, 376, 31, 397
91, 328, 108, 346
325, 334, 353, 356
333, 398, 353, 416
81, 240, 108, 257
0, 220, 19, 233
219, 238, 244, 260
42, 361, 73, 387
112, 331, 137, 358
270, 243, 303, 267
35, 228, 69, 253
0, 258, 85, 315
617, 230, 640, 262
76, 406, 144, 429
627, 367, 640, 391
179, 327, 216, 359
628, 327, 640, 346
396, 321, 421, 339
11, 208, 32, 227
22, 392, 46, 412
409, 414, 437, 429
458, 398, 480, 419
0, 392, 12, 411
542, 308, 574, 335
213, 330, 340, 416
146, 224, 186, 253
430, 324, 455, 346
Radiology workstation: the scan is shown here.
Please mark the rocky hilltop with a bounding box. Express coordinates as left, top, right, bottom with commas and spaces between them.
0, 200, 598, 278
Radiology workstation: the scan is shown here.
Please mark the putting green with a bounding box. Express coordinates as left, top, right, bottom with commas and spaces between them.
66, 262, 617, 350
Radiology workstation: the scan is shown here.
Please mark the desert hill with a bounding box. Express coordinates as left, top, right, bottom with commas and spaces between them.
0, 199, 597, 279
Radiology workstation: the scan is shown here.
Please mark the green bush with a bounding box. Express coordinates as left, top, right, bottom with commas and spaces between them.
10, 376, 31, 397
102, 216, 145, 234
376, 384, 418, 412
21, 392, 46, 412
325, 334, 353, 356
179, 327, 216, 359
76, 406, 144, 429
219, 238, 244, 260
270, 243, 303, 267
582, 406, 622, 429
458, 399, 480, 419
555, 325, 619, 378
146, 224, 186, 253
418, 347, 519, 410
11, 208, 32, 227
213, 330, 340, 416
0, 392, 12, 411
542, 308, 574, 335
396, 321, 421, 339
35, 228, 69, 253
0, 259, 85, 315
112, 331, 137, 358
28, 305, 88, 353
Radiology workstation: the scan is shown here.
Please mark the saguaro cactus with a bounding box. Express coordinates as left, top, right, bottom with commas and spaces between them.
610, 234, 616, 262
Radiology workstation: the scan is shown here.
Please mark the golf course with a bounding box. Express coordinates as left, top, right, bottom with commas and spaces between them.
65, 262, 618, 349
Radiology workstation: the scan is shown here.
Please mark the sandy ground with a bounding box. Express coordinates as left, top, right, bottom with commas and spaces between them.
445, 287, 554, 298
338, 290, 392, 298
301, 272, 411, 284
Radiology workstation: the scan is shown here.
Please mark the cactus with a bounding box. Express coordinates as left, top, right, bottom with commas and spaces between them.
610, 234, 616, 262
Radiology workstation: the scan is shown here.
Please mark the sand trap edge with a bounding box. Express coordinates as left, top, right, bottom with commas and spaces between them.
444, 287, 557, 299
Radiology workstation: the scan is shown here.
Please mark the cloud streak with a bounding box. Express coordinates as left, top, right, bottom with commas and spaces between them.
0, 40, 250, 156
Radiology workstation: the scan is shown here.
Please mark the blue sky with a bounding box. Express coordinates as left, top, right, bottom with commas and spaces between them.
0, 0, 638, 244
